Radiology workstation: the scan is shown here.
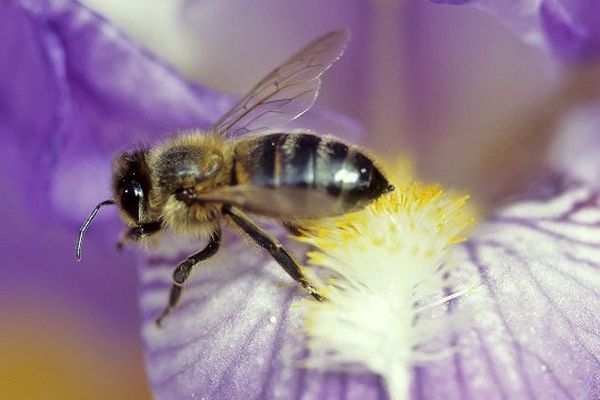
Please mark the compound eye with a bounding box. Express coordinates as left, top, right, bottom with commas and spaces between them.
120, 181, 144, 222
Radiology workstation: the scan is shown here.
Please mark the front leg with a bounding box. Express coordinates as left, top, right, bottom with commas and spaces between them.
117, 221, 162, 250
155, 227, 222, 327
222, 204, 323, 301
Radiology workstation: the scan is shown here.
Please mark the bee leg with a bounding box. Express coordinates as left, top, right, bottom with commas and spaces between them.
282, 223, 310, 265
116, 221, 162, 251
155, 227, 222, 327
222, 205, 324, 301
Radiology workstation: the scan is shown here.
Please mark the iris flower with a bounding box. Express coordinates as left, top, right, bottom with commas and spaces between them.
2, 1, 600, 399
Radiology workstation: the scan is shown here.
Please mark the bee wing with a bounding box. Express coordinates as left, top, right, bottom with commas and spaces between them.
195, 186, 342, 219
213, 30, 350, 138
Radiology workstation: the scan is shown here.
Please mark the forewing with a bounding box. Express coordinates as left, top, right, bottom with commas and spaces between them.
195, 186, 342, 219
213, 30, 350, 138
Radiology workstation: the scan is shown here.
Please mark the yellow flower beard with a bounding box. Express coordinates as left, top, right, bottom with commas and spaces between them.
295, 159, 476, 400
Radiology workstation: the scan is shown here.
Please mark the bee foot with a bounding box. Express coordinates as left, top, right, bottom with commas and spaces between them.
155, 315, 166, 329
303, 281, 325, 301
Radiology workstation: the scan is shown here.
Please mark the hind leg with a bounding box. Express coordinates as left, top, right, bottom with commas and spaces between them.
223, 205, 323, 301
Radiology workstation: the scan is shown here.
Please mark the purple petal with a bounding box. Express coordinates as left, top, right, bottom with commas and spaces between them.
0, 0, 230, 226
548, 103, 600, 188
138, 235, 387, 400
540, 0, 600, 64
431, 0, 600, 63
0, 0, 228, 352
139, 174, 600, 399
415, 175, 600, 399
429, 0, 546, 45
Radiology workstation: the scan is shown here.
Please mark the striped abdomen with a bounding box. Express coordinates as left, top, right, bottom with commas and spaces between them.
231, 132, 392, 218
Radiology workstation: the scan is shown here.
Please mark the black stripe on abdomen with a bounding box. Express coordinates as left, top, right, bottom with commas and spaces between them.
279, 134, 321, 188
247, 133, 287, 187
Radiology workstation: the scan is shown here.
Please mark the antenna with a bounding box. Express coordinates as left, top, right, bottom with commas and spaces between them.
75, 200, 114, 261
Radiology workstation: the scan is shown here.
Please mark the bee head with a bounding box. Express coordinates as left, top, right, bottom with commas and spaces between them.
112, 149, 153, 226
75, 149, 153, 261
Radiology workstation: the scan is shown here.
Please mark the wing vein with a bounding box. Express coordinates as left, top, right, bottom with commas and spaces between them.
211, 30, 349, 138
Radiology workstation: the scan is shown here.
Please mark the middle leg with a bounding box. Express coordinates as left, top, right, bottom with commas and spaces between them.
155, 226, 222, 327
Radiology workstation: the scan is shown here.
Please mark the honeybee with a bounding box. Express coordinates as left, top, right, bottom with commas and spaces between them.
76, 31, 393, 326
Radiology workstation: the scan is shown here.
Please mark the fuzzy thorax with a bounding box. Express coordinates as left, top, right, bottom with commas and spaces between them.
146, 131, 233, 238
295, 163, 475, 400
